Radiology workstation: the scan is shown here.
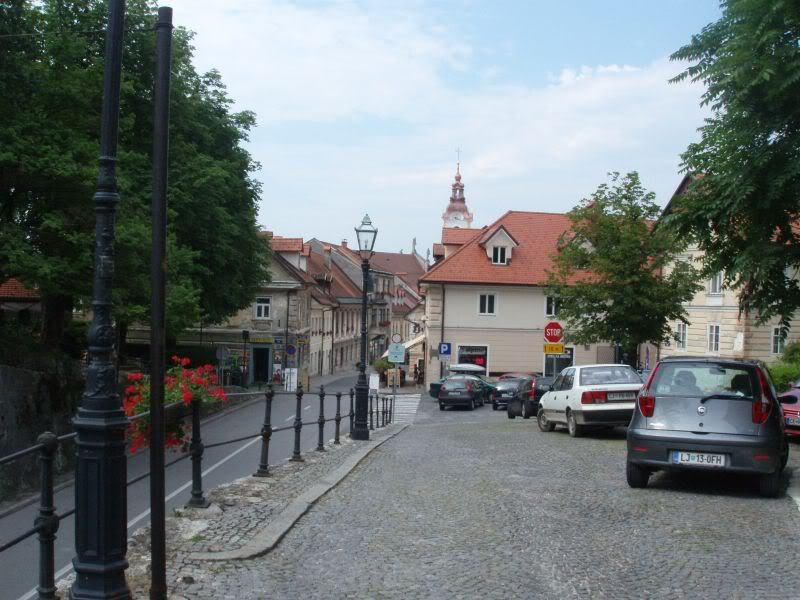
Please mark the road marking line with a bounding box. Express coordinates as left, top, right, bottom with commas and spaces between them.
18, 436, 262, 600
285, 416, 294, 422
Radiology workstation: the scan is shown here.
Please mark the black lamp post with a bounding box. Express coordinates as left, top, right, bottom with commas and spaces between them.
242, 329, 250, 386
352, 214, 377, 440
70, 1, 132, 598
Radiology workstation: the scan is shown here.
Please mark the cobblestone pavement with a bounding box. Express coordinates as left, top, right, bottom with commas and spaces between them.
154, 396, 800, 599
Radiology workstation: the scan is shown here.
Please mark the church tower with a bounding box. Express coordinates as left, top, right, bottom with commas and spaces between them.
441, 164, 473, 228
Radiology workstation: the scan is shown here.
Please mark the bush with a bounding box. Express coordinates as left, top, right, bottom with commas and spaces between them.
782, 341, 800, 365
767, 361, 800, 392
372, 357, 392, 374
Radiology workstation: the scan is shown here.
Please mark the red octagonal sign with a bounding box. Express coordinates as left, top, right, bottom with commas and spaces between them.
544, 321, 564, 343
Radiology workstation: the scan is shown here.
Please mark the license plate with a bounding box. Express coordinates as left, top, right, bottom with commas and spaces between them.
671, 450, 725, 467
607, 392, 636, 401
786, 416, 800, 426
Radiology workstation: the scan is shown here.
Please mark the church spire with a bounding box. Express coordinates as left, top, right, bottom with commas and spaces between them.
442, 163, 473, 228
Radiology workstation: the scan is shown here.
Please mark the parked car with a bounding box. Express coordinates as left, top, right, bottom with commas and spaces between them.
776, 378, 800, 438
429, 363, 490, 398
506, 374, 552, 418
626, 357, 795, 497
490, 377, 531, 412
438, 375, 485, 410
537, 364, 643, 436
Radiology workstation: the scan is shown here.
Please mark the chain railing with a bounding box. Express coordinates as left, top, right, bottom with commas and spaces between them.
0, 383, 395, 597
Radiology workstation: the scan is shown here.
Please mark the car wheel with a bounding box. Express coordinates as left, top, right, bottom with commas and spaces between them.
759, 470, 781, 498
625, 461, 650, 489
522, 399, 532, 419
537, 408, 555, 432
567, 411, 582, 438
439, 403, 445, 411
470, 398, 475, 410
492, 403, 498, 411
507, 407, 515, 419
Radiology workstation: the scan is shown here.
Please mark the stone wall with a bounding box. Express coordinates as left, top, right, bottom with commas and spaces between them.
0, 364, 80, 501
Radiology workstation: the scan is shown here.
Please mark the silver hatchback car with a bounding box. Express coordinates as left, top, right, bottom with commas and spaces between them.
626, 357, 794, 497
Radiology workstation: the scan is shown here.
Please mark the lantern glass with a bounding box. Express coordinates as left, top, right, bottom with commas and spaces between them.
354, 214, 377, 258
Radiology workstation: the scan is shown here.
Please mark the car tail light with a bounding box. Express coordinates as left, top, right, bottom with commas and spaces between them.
637, 364, 661, 418
581, 390, 607, 404
529, 388, 536, 399
466, 381, 473, 392
638, 395, 655, 417
753, 368, 773, 424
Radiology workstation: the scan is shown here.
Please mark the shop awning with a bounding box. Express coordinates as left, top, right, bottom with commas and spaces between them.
381, 333, 425, 358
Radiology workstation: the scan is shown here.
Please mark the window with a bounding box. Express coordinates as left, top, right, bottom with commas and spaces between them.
491, 246, 508, 265
707, 324, 720, 353
478, 294, 496, 315
545, 296, 557, 317
772, 327, 787, 355
709, 272, 723, 295
255, 297, 271, 319
676, 322, 687, 350
560, 368, 575, 390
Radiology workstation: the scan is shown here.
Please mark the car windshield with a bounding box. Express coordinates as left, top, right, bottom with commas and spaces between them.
442, 377, 473, 390
579, 366, 641, 386
649, 362, 754, 398
495, 379, 522, 390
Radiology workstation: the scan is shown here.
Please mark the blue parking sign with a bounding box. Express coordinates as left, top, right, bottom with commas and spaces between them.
439, 342, 451, 356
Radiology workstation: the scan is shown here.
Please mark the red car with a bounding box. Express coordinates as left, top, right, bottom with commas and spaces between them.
781, 380, 800, 438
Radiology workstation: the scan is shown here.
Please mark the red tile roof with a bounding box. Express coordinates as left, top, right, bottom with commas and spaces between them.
0, 278, 39, 300
270, 236, 304, 252
441, 227, 482, 245
432, 243, 445, 257
420, 211, 580, 286
306, 250, 362, 299
369, 252, 426, 289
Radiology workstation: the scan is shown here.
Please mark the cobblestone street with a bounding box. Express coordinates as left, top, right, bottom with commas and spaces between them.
168, 395, 800, 599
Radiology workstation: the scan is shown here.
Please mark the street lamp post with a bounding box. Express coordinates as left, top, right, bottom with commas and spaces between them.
352, 214, 377, 440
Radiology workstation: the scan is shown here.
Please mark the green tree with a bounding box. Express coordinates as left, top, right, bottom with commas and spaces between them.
667, 0, 800, 326
0, 0, 268, 354
546, 172, 701, 366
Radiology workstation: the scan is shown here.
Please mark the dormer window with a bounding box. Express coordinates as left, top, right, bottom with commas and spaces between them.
492, 246, 508, 265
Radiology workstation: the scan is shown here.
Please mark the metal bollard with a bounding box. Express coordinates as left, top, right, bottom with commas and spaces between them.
317, 385, 327, 452
334, 392, 342, 444
291, 383, 305, 462
369, 394, 374, 430
349, 388, 355, 432
187, 397, 210, 507
36, 432, 59, 600
382, 396, 387, 427
255, 386, 274, 477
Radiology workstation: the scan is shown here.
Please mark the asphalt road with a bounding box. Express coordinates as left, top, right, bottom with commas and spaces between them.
0, 373, 358, 600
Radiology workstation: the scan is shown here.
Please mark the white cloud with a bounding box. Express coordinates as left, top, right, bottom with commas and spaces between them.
160, 1, 707, 254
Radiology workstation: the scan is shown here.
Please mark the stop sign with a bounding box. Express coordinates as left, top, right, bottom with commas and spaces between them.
544, 321, 563, 343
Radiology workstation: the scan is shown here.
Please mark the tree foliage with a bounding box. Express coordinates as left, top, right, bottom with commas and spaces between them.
546, 172, 701, 364
0, 0, 268, 351
666, 0, 800, 325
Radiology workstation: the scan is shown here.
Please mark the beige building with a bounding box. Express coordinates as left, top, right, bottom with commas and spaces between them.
421, 174, 615, 383
659, 177, 793, 362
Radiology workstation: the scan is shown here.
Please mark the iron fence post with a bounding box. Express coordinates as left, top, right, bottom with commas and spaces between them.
369, 394, 374, 430
255, 386, 274, 477
349, 388, 354, 432
291, 384, 304, 462
334, 392, 342, 444
186, 398, 209, 508
36, 432, 59, 600
382, 396, 387, 427
70, 1, 132, 597
390, 395, 394, 423
317, 386, 326, 452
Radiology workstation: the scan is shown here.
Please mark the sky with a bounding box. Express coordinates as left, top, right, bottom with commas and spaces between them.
159, 0, 722, 257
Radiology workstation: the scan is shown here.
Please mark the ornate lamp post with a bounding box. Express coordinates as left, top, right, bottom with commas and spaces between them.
352, 214, 377, 440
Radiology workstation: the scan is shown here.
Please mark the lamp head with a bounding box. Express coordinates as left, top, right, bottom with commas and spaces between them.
355, 213, 378, 259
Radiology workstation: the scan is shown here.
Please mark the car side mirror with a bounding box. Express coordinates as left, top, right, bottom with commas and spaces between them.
779, 394, 798, 404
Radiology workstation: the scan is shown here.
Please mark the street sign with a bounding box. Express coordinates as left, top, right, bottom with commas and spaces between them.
391, 332, 402, 344
286, 344, 296, 356
388, 342, 405, 363
544, 343, 565, 354
369, 373, 380, 391
544, 321, 564, 343
438, 342, 452, 356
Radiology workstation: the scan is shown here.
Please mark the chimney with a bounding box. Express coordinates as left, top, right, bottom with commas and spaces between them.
341, 239, 348, 248
323, 244, 332, 270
